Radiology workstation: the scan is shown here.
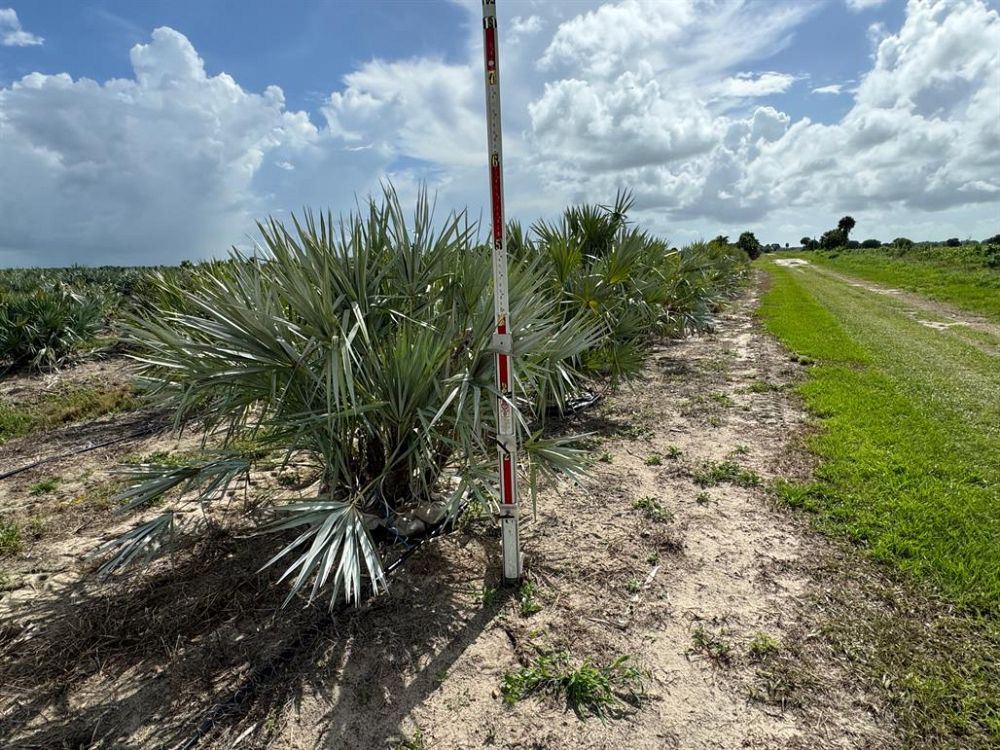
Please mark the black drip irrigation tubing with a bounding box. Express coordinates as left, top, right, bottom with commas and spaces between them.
170, 506, 468, 750
0, 423, 163, 482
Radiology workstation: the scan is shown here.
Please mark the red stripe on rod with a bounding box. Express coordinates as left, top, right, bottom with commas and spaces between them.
498, 352, 510, 390
484, 27, 496, 71
490, 163, 503, 241
501, 455, 514, 504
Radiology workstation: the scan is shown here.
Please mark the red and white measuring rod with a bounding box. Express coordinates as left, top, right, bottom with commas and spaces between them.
482, 0, 522, 584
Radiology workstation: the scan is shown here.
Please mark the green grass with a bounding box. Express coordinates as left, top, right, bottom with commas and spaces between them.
760, 259, 1000, 746
808, 246, 1000, 322
501, 652, 645, 718
0, 383, 139, 445
761, 262, 998, 609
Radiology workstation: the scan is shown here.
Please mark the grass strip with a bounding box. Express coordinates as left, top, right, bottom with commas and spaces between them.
759, 261, 999, 746
806, 248, 1000, 322
0, 383, 139, 445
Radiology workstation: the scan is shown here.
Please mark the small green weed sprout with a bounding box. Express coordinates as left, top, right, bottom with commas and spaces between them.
457, 498, 488, 531
688, 624, 733, 666
501, 652, 645, 719
633, 495, 673, 523
0, 518, 22, 556
666, 445, 683, 459
391, 729, 425, 750
711, 393, 735, 408
618, 424, 654, 441
695, 491, 711, 505
474, 586, 498, 608
28, 477, 61, 495
626, 577, 641, 593
519, 580, 542, 617
25, 516, 46, 538
743, 380, 782, 394
644, 453, 663, 466
748, 632, 782, 661
693, 460, 761, 488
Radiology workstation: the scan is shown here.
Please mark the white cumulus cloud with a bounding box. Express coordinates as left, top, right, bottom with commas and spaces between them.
0, 28, 331, 265
1, 0, 998, 265
0, 7, 42, 46
846, 0, 890, 11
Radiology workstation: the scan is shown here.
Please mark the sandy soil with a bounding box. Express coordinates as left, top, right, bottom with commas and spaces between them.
0, 278, 895, 750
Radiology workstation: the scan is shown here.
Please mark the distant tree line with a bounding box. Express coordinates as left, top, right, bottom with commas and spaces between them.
798, 217, 1000, 251
708, 232, 786, 261
703, 221, 998, 262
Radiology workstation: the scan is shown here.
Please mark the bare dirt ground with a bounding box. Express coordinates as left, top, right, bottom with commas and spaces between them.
0, 278, 898, 750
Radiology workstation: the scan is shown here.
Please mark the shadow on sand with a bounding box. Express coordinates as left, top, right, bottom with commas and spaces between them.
0, 522, 509, 750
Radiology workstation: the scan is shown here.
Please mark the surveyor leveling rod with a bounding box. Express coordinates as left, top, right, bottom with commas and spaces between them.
481, 0, 522, 584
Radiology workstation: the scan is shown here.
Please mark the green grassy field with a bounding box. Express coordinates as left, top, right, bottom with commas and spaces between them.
759, 258, 999, 746
806, 245, 1000, 322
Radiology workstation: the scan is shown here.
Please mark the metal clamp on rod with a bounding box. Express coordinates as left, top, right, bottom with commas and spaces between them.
495, 433, 517, 457
491, 332, 513, 353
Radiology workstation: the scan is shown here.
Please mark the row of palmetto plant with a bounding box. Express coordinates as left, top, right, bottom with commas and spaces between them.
0, 265, 199, 371
0, 285, 105, 371
98, 186, 747, 608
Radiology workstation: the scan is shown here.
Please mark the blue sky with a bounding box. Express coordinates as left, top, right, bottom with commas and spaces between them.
1, 0, 997, 266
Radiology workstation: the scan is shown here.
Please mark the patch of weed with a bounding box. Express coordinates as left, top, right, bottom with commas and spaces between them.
474, 586, 498, 608
692, 460, 761, 488
688, 624, 733, 666
633, 495, 673, 523
0, 518, 22, 556
749, 659, 806, 709
1, 384, 140, 445
391, 729, 425, 750
618, 424, 654, 441
519, 580, 542, 617
24, 515, 46, 539
711, 393, 735, 408
743, 380, 783, 394
748, 632, 782, 661
644, 453, 663, 466
0, 401, 34, 444
28, 477, 61, 495
501, 652, 645, 719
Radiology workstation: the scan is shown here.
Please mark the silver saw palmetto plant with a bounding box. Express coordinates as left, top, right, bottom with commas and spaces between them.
96, 186, 597, 608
